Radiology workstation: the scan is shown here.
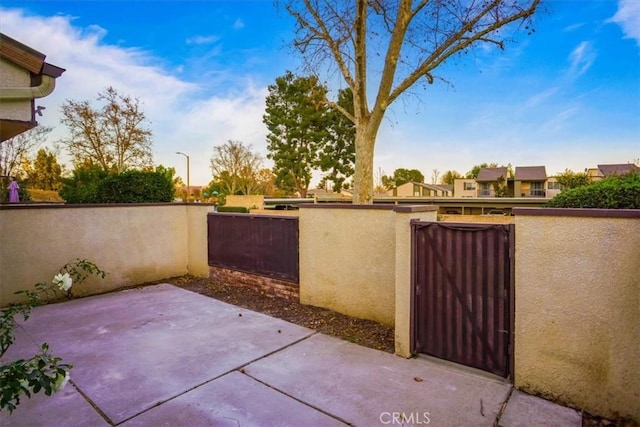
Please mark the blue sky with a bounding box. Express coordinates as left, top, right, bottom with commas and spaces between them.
1, 0, 638, 186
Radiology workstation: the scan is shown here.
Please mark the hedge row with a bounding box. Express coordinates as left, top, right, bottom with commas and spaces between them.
545, 173, 639, 209
216, 206, 249, 213
59, 169, 174, 203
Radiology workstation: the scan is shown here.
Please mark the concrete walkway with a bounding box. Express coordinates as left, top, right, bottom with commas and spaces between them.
0, 284, 582, 426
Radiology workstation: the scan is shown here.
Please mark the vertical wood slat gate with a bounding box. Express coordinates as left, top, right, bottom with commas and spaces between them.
411, 221, 514, 378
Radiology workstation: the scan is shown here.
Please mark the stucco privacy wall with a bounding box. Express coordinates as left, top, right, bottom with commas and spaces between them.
0, 204, 212, 305
513, 208, 640, 421
298, 204, 437, 327
186, 204, 212, 277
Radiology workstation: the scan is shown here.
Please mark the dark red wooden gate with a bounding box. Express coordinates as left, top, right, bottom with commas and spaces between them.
412, 221, 514, 378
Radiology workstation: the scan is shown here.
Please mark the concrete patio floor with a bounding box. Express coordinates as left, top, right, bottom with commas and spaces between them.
0, 284, 582, 426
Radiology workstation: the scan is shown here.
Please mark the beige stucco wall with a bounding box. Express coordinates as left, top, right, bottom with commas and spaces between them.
299, 205, 438, 328
0, 204, 210, 306
0, 58, 33, 121
299, 206, 396, 326
186, 204, 215, 277
394, 207, 438, 357
514, 210, 640, 421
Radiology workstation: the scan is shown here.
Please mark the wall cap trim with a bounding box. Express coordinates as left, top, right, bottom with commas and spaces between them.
393, 205, 438, 213
299, 203, 393, 210
513, 207, 640, 218
0, 202, 216, 210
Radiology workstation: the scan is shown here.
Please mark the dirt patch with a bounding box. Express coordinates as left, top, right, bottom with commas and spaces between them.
156, 275, 395, 354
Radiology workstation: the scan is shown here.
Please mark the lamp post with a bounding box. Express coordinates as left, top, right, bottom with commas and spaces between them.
176, 151, 190, 202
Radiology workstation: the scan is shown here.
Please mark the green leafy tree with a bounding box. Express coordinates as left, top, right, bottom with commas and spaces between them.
263, 71, 328, 197
209, 140, 263, 195
382, 168, 424, 189
26, 148, 63, 190
316, 88, 356, 192
59, 87, 153, 173
555, 169, 591, 190
283, 0, 540, 203
465, 163, 499, 179
255, 168, 282, 196
493, 175, 508, 198
440, 170, 462, 185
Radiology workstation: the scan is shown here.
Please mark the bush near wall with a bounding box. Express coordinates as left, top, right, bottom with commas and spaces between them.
59, 169, 174, 203
545, 173, 640, 209
96, 171, 174, 203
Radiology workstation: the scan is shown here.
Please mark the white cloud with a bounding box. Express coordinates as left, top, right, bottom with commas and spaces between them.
540, 106, 580, 134
562, 22, 586, 32
233, 18, 245, 30
567, 41, 596, 79
608, 0, 640, 47
0, 7, 269, 186
186, 35, 220, 45
524, 86, 560, 108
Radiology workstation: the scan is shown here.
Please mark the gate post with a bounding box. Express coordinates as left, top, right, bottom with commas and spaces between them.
393, 206, 438, 358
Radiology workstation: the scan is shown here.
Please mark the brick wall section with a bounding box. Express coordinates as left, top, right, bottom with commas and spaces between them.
209, 266, 299, 300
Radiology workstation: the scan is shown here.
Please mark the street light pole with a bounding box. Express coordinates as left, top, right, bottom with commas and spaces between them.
176, 151, 190, 202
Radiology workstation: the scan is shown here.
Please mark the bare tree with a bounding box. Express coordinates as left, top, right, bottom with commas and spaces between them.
374, 166, 386, 193
59, 87, 153, 173
431, 168, 440, 185
210, 140, 264, 195
0, 126, 52, 178
284, 0, 540, 203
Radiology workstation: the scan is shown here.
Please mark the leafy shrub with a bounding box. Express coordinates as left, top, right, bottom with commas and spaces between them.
96, 170, 174, 203
60, 169, 174, 203
59, 167, 109, 203
545, 173, 640, 209
216, 206, 248, 213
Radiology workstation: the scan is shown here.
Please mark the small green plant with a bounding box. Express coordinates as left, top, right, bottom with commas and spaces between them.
0, 259, 106, 413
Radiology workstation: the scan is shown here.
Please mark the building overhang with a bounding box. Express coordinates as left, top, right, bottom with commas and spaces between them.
0, 33, 65, 142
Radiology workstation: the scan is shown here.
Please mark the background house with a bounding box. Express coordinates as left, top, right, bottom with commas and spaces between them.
514, 166, 547, 198
546, 176, 562, 198
453, 178, 477, 198
387, 182, 453, 197
476, 167, 509, 197
594, 163, 639, 180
